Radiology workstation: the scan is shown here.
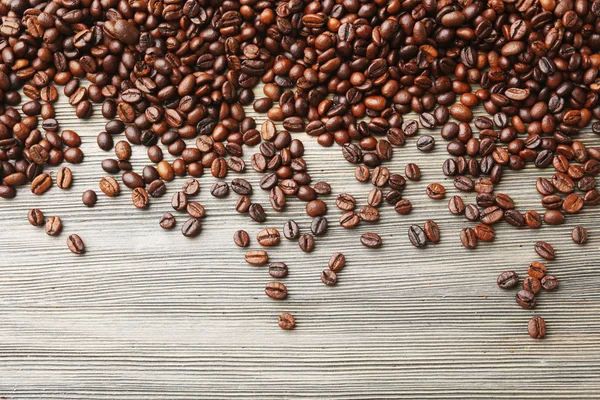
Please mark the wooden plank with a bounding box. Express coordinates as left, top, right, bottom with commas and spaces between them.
0, 88, 599, 399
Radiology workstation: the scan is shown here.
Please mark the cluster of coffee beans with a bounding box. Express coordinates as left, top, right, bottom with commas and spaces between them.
1, 0, 599, 332
497, 241, 558, 338
27, 208, 84, 254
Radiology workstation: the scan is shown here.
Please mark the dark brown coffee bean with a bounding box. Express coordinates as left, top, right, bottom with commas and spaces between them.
534, 241, 556, 260
405, 163, 421, 181
131, 187, 149, 209
181, 218, 201, 237
66, 234, 85, 255
408, 225, 427, 248
298, 234, 315, 253
249, 203, 267, 223
465, 204, 480, 221
233, 230, 250, 247
340, 211, 360, 229
394, 199, 412, 215
528, 316, 546, 339
497, 271, 519, 289
56, 167, 73, 189
210, 182, 229, 198
460, 227, 477, 249
572, 226, 588, 244
454, 176, 474, 192
306, 199, 327, 217
423, 220, 440, 243
525, 210, 542, 229
516, 290, 536, 309
328, 252, 346, 272
283, 220, 300, 240
265, 282, 288, 300
31, 173, 52, 195
27, 208, 45, 226
321, 269, 337, 286
99, 176, 119, 197
474, 224, 495, 242
448, 195, 465, 215
360, 232, 382, 248
541, 275, 559, 291
336, 193, 356, 211
159, 212, 176, 230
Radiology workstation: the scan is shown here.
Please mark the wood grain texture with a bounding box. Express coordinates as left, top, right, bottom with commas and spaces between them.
1, 87, 600, 399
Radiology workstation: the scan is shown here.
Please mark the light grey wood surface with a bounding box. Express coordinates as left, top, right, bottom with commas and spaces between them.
1, 91, 600, 399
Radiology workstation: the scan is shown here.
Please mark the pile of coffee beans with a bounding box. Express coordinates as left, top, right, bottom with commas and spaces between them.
1, 0, 598, 332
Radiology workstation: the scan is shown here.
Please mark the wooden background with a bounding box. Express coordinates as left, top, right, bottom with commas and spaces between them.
1, 89, 600, 399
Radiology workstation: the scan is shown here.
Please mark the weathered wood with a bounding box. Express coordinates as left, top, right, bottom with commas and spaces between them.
1, 92, 600, 399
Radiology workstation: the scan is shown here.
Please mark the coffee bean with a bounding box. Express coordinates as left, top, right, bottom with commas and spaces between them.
497, 271, 519, 289
572, 226, 588, 244
99, 176, 119, 197
367, 188, 383, 207
394, 199, 413, 215
516, 290, 536, 309
336, 193, 356, 211
426, 183, 446, 199
408, 225, 427, 248
311, 216, 328, 236
405, 163, 421, 181
523, 276, 541, 295
528, 316, 546, 339
541, 275, 559, 291
278, 313, 296, 330
306, 199, 327, 217
465, 204, 480, 221
534, 241, 556, 260
416, 135, 435, 152
269, 262, 288, 278
27, 208, 45, 226
460, 228, 477, 249
249, 203, 267, 223
283, 220, 300, 240
525, 210, 542, 229
148, 180, 167, 198
45, 216, 62, 236
480, 206, 503, 225
182, 179, 200, 196
328, 252, 346, 272
314, 182, 331, 195
265, 282, 287, 300
231, 178, 252, 195
210, 182, 229, 198
159, 212, 176, 230
132, 187, 149, 209
454, 176, 474, 192
66, 234, 85, 255
181, 218, 201, 237
360, 232, 381, 248
359, 206, 379, 222
528, 262, 547, 279
31, 173, 52, 195
245, 250, 268, 265
424, 220, 440, 243
340, 211, 360, 228
298, 234, 315, 253
473, 224, 495, 242
257, 228, 280, 246
321, 269, 337, 286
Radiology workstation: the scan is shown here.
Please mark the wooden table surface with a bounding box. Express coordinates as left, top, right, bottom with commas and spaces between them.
1, 93, 600, 399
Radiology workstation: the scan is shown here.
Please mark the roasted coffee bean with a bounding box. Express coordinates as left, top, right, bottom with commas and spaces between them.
460, 227, 477, 249
394, 199, 413, 215
182, 179, 200, 196
504, 210, 525, 227
321, 268, 338, 286
45, 216, 62, 236
159, 212, 176, 230
465, 204, 480, 221
474, 224, 495, 242
27, 208, 45, 226
283, 220, 300, 240
454, 176, 474, 192
516, 290, 536, 309
336, 193, 356, 211
360, 232, 382, 248
298, 234, 315, 253
416, 135, 435, 152
148, 180, 167, 198
249, 203, 267, 223
257, 228, 280, 247
233, 230, 250, 247
210, 182, 229, 198
359, 206, 379, 222
171, 192, 188, 211
497, 271, 519, 289
181, 218, 201, 237
423, 220, 440, 243
311, 216, 328, 236
448, 196, 465, 215
31, 173, 52, 195
245, 250, 268, 265
572, 226, 588, 244
426, 183, 446, 199
231, 178, 252, 195
405, 163, 421, 181
528, 262, 547, 279
278, 313, 296, 330
328, 252, 346, 272
265, 282, 288, 300
367, 188, 383, 207
534, 241, 556, 260
525, 210, 542, 229
269, 262, 288, 278
99, 176, 119, 197
66, 234, 85, 255
187, 202, 205, 219
306, 200, 327, 217
408, 225, 427, 248
523, 276, 541, 295
541, 275, 559, 291
528, 316, 546, 339
82, 190, 97, 207
132, 187, 149, 209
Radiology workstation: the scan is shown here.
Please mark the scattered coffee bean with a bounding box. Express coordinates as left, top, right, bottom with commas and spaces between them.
27, 208, 44, 227
408, 225, 427, 248
82, 190, 97, 207
534, 241, 556, 260
269, 262, 288, 278
321, 269, 337, 286
265, 282, 288, 300
245, 250, 269, 265
360, 232, 382, 248
181, 218, 201, 238
497, 271, 519, 289
45, 216, 62, 236
66, 234, 85, 255
516, 290, 536, 309
541, 275, 559, 291
159, 213, 176, 230
283, 220, 300, 240
528, 316, 546, 339
328, 252, 346, 273
572, 226, 588, 244
298, 234, 315, 253
278, 313, 296, 330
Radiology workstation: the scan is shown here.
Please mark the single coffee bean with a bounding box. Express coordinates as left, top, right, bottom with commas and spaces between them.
249, 203, 267, 223
278, 313, 296, 330
460, 227, 477, 249
321, 269, 337, 286
448, 196, 465, 215
283, 220, 300, 240
504, 210, 525, 227
245, 250, 268, 265
99, 176, 119, 197
314, 182, 331, 195
480, 206, 504, 225
182, 179, 200, 196
31, 173, 52, 195
231, 178, 252, 195
233, 230, 250, 247
426, 183, 446, 199
82, 190, 97, 207
572, 226, 588, 244
311, 216, 328, 236
186, 202, 205, 219
328, 252, 346, 272
306, 199, 327, 217
66, 234, 85, 255
534, 241, 556, 260
454, 175, 474, 192
265, 282, 288, 300
132, 187, 149, 209
336, 193, 356, 211
340, 211, 360, 229
516, 290, 536, 309
405, 163, 421, 181
159, 212, 176, 230
148, 180, 167, 198
210, 182, 229, 198
408, 225, 427, 248
181, 218, 201, 237
269, 262, 288, 278
367, 188, 383, 207
497, 271, 519, 289
257, 228, 280, 246
523, 276, 541, 295
525, 210, 542, 229
56, 167, 73, 189
298, 234, 315, 253
424, 220, 440, 243
360, 232, 382, 248
27, 208, 44, 226
528, 316, 546, 339
528, 262, 547, 279
45, 216, 62, 236
474, 224, 495, 242
465, 204, 480, 221
394, 199, 413, 215
541, 275, 559, 290
171, 191, 188, 211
